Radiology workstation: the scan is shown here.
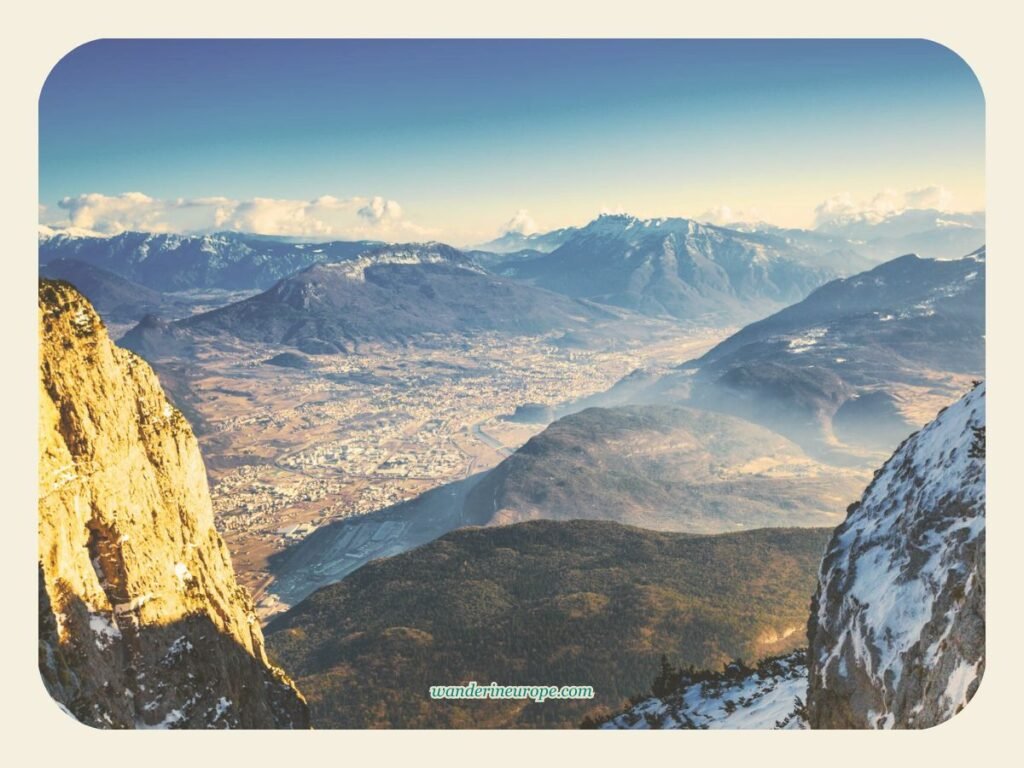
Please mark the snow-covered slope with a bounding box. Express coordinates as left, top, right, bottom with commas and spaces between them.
312, 242, 485, 282
475, 225, 578, 254
39, 230, 380, 291
600, 651, 808, 730
505, 214, 833, 324
807, 382, 985, 728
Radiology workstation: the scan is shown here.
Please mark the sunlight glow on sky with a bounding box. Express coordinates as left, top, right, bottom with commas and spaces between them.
39, 39, 985, 245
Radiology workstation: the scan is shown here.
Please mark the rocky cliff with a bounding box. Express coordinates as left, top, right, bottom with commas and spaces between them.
38, 279, 308, 728
600, 383, 985, 731
807, 382, 985, 728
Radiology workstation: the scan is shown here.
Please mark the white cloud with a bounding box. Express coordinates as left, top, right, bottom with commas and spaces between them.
502, 209, 538, 235
696, 205, 765, 226
904, 185, 954, 210
357, 196, 403, 224
225, 197, 335, 237
43, 192, 428, 240
56, 192, 172, 234
814, 186, 955, 230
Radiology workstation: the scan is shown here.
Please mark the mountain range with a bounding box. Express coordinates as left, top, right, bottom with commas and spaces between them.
39, 206, 984, 311
120, 243, 618, 358
682, 247, 985, 460
478, 207, 983, 265
815, 208, 985, 260
577, 247, 985, 464
39, 229, 379, 291
474, 225, 579, 254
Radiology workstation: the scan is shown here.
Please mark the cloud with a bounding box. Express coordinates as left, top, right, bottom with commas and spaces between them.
502, 209, 538, 235
813, 186, 955, 230
224, 197, 335, 237
43, 192, 427, 240
57, 192, 172, 234
903, 185, 954, 210
357, 196, 403, 224
696, 205, 765, 226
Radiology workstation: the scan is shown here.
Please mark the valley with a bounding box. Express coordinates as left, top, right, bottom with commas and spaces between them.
37, 225, 988, 731
54, 226, 987, 636
153, 322, 728, 617
76, 232, 985, 628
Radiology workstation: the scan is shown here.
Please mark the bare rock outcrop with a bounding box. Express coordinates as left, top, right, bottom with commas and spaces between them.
38, 279, 308, 728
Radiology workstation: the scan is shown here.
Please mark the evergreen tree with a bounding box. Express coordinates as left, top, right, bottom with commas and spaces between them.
969, 425, 985, 459
652, 654, 677, 698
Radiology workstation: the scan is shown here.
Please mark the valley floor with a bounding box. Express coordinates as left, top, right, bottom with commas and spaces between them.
151, 322, 728, 615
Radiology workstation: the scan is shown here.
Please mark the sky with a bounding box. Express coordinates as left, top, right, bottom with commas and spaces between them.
39, 39, 985, 245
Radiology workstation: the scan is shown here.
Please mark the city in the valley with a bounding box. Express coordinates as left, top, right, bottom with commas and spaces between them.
177, 326, 726, 615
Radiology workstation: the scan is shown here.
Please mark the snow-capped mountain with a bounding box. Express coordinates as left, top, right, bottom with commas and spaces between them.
817, 208, 985, 242
501, 214, 834, 324
807, 382, 985, 728
39, 230, 381, 291
474, 225, 579, 254
39, 224, 109, 241
120, 243, 614, 358
309, 242, 486, 283
816, 209, 985, 262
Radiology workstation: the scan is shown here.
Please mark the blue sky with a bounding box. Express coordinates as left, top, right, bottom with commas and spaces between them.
39, 39, 984, 244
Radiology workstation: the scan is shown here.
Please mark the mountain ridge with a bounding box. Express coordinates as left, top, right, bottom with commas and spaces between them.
500, 214, 834, 323
807, 381, 985, 728
462, 404, 868, 532
119, 243, 619, 358
39, 230, 381, 291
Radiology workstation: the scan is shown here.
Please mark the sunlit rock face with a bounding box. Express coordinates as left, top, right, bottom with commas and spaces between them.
38, 279, 308, 729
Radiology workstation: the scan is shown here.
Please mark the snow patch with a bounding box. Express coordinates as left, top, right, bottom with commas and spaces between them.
603, 652, 808, 730
174, 562, 194, 585
813, 383, 985, 725
88, 613, 121, 649
787, 327, 828, 353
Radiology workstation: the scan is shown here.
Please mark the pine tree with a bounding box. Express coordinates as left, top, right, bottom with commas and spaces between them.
969, 425, 985, 459
652, 654, 677, 698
